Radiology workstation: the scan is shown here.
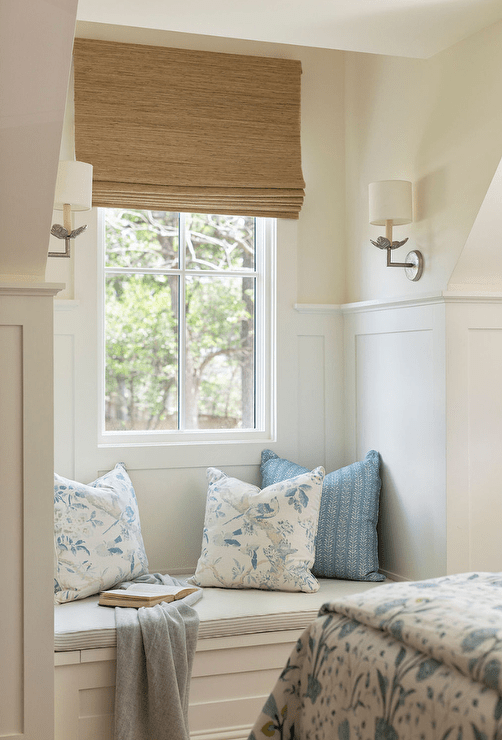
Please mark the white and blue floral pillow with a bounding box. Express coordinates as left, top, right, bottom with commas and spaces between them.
54, 463, 149, 604
191, 466, 325, 592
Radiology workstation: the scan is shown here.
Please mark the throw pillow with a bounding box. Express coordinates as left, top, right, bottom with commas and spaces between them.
261, 449, 385, 582
54, 462, 149, 603
191, 466, 325, 592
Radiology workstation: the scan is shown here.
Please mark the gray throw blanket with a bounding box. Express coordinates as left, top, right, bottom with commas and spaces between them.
113, 574, 202, 740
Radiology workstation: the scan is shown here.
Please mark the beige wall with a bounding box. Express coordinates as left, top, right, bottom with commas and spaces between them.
344, 20, 502, 302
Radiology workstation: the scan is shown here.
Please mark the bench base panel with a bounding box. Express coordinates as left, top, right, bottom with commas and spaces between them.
55, 630, 302, 740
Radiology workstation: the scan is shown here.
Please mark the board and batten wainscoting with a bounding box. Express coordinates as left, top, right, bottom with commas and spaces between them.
53, 299, 344, 576
343, 290, 502, 582
54, 291, 502, 586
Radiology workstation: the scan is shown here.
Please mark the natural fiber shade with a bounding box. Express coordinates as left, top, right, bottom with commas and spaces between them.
73, 38, 305, 219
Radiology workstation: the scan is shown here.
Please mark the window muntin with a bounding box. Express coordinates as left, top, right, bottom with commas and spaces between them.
101, 210, 272, 441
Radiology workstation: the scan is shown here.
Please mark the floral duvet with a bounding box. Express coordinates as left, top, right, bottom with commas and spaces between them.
249, 572, 502, 740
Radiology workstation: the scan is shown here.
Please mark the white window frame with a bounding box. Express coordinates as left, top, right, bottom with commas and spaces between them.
97, 210, 276, 447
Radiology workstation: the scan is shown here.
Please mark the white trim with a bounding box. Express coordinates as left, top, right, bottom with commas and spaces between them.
341, 290, 502, 314
442, 290, 502, 302
190, 727, 252, 740
97, 212, 276, 447
0, 282, 65, 297
379, 568, 411, 583
294, 303, 342, 314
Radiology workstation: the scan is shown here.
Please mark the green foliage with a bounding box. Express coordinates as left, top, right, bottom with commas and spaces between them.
105, 274, 178, 430
104, 210, 256, 431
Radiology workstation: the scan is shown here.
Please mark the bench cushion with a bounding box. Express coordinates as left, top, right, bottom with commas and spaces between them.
54, 576, 388, 651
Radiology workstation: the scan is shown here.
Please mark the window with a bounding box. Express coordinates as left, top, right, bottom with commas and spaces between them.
100, 210, 275, 443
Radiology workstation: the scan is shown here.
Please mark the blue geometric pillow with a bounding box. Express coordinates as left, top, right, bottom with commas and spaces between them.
261, 450, 385, 582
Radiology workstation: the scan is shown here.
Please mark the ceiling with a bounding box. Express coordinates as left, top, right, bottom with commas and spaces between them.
76, 0, 502, 59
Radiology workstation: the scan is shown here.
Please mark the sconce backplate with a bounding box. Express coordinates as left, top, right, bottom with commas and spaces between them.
404, 250, 424, 282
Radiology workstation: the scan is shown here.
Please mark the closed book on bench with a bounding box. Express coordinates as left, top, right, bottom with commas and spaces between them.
99, 583, 199, 608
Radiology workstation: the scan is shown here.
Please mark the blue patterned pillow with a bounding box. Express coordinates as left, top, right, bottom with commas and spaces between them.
54, 463, 149, 603
191, 466, 325, 592
261, 450, 385, 582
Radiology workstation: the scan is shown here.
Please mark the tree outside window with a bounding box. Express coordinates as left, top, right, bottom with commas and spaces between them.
103, 210, 259, 432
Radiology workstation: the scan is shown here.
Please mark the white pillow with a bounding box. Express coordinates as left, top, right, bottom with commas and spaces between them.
54, 463, 149, 604
191, 466, 325, 592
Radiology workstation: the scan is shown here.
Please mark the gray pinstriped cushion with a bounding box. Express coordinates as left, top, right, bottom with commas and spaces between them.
260, 450, 385, 582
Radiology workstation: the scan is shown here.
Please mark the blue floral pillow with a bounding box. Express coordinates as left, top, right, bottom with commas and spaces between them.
261, 450, 385, 582
191, 466, 325, 592
54, 463, 149, 603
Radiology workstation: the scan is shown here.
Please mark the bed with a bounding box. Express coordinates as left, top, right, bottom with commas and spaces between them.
249, 572, 502, 740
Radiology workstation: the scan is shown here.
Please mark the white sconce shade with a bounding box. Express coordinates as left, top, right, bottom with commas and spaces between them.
54, 160, 93, 211
369, 180, 412, 226
368, 179, 423, 281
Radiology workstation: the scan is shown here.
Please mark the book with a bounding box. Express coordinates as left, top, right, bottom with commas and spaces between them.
98, 582, 199, 608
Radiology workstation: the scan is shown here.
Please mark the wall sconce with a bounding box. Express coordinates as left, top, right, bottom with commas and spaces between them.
48, 160, 93, 258
369, 180, 424, 281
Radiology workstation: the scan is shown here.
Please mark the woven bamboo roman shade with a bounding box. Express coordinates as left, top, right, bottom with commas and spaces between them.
73, 38, 305, 219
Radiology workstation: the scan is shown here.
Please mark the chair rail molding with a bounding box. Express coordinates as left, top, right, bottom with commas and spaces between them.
341, 290, 502, 314
294, 303, 342, 314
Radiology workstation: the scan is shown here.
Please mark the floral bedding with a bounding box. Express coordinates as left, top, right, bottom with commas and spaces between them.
249, 572, 502, 740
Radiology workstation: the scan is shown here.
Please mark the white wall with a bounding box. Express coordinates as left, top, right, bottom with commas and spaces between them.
49, 26, 347, 574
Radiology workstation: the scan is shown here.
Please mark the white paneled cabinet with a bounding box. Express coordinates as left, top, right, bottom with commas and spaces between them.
0, 283, 62, 740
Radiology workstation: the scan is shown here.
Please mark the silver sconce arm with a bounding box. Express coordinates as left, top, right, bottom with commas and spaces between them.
48, 222, 88, 258
370, 218, 424, 282
370, 234, 424, 282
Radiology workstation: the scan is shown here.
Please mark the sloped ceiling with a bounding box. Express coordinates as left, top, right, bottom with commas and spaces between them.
77, 0, 502, 59
449, 158, 502, 291
0, 0, 78, 282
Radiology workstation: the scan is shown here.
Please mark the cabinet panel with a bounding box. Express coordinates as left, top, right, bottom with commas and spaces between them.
0, 325, 23, 734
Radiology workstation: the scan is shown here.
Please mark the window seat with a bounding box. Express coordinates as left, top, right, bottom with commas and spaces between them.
55, 575, 386, 651
54, 577, 389, 740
